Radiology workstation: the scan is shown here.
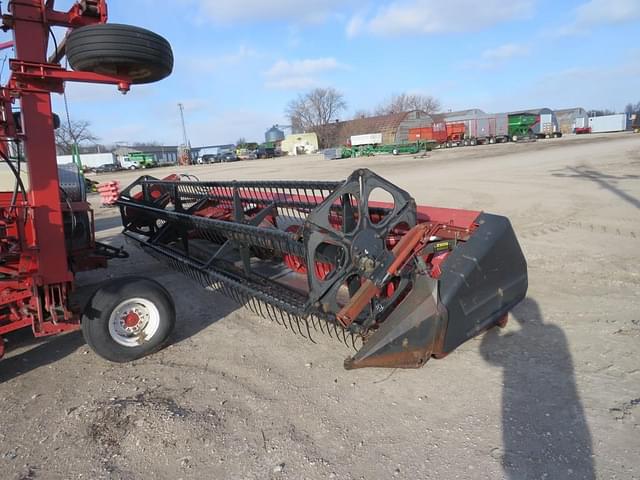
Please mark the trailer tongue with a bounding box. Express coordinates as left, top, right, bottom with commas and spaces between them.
118, 169, 527, 369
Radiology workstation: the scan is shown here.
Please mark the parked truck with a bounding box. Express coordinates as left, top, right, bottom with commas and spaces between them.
120, 152, 157, 169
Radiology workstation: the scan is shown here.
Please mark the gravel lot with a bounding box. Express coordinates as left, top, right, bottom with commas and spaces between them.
1, 132, 639, 480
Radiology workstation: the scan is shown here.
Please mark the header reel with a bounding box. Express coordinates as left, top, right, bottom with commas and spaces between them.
119, 169, 528, 369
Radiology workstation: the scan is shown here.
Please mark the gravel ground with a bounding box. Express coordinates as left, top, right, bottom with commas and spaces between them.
1, 133, 639, 480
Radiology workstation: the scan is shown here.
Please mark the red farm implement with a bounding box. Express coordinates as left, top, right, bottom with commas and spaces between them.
0, 0, 175, 361
118, 169, 528, 369
0, 1, 528, 369
409, 122, 467, 148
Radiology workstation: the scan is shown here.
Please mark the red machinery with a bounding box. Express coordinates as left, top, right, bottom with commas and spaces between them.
408, 122, 467, 148
0, 1, 528, 369
0, 1, 175, 360
118, 169, 528, 369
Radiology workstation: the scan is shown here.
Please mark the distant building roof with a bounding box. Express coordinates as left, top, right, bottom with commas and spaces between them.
554, 107, 587, 115
508, 107, 555, 115
440, 108, 486, 117
324, 110, 432, 146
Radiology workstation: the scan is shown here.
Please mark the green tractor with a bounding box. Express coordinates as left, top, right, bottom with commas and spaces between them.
508, 114, 539, 142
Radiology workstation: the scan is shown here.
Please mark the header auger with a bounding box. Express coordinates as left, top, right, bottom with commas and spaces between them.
118, 169, 528, 369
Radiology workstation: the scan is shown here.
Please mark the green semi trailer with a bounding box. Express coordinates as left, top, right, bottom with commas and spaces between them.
508, 114, 538, 141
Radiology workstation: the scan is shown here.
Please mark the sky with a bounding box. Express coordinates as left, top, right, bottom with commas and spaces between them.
4, 0, 639, 147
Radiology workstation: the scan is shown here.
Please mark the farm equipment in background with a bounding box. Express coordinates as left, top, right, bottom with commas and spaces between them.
118, 169, 528, 369
508, 114, 539, 142
0, 0, 176, 361
121, 152, 158, 170
409, 116, 509, 148
342, 140, 435, 158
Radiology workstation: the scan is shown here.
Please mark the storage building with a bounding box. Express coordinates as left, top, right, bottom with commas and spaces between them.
439, 109, 487, 121
281, 133, 319, 155
56, 152, 115, 168
324, 110, 433, 147
555, 107, 588, 134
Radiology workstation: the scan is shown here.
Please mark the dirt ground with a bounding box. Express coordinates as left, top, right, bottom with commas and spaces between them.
1, 133, 639, 480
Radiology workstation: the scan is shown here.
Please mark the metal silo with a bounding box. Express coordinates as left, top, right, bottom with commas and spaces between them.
265, 126, 285, 143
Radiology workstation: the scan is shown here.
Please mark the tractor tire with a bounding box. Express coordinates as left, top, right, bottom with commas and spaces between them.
82, 277, 175, 362
66, 24, 173, 84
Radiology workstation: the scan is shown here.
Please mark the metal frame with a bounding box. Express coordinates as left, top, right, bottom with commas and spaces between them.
0, 1, 129, 353
117, 168, 527, 369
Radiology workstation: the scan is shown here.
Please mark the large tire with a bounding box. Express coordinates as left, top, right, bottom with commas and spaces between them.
66, 24, 173, 84
82, 277, 175, 362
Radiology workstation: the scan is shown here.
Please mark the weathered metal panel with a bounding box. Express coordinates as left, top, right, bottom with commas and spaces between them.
495, 113, 509, 136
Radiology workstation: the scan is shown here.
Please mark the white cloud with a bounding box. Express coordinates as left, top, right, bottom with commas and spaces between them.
459, 43, 530, 70
183, 45, 258, 74
481, 43, 530, 61
190, 0, 345, 23
575, 0, 640, 27
347, 0, 535, 36
264, 57, 348, 90
468, 51, 640, 113
557, 0, 640, 35
346, 14, 365, 38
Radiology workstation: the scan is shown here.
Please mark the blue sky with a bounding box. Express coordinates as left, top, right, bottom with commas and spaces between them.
12, 0, 640, 146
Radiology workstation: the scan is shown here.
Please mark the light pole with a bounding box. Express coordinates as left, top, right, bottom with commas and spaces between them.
178, 103, 190, 148
177, 103, 191, 164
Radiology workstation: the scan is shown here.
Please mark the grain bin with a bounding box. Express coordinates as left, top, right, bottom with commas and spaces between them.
265, 125, 285, 143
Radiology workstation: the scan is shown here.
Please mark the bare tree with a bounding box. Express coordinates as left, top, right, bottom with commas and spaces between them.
374, 93, 441, 116
55, 120, 98, 155
624, 102, 640, 114
286, 87, 347, 148
236, 137, 247, 147
352, 109, 371, 119
590, 109, 617, 117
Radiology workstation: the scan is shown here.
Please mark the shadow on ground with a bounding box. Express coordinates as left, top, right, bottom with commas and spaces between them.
0, 330, 85, 383
95, 214, 123, 232
480, 298, 595, 479
0, 278, 238, 384
552, 165, 640, 209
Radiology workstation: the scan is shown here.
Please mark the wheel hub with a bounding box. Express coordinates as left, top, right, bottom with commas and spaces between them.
123, 311, 140, 328
117, 306, 150, 335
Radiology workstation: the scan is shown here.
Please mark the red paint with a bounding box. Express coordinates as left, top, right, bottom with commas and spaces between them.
0, 1, 130, 356
124, 312, 140, 328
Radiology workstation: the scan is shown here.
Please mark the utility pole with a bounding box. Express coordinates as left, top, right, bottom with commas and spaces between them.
177, 103, 192, 165
178, 103, 190, 148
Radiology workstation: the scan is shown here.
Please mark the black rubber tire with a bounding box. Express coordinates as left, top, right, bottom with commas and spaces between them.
66, 24, 173, 84
82, 277, 175, 362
